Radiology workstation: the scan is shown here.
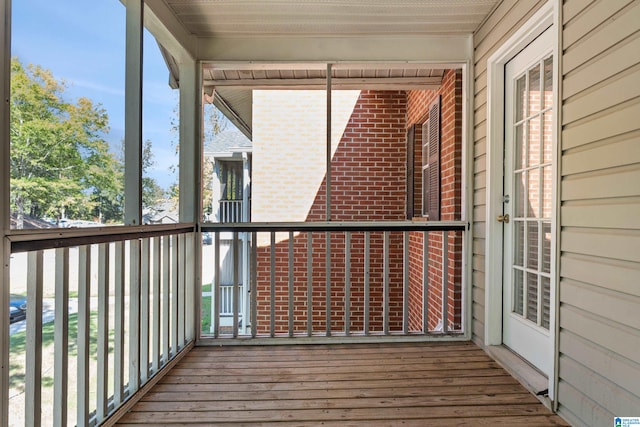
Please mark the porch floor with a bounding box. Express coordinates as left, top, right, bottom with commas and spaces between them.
115, 341, 568, 426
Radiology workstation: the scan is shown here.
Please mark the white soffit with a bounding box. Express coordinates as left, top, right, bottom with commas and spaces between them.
163, 0, 499, 38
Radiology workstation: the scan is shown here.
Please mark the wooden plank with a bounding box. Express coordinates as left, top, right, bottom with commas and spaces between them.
143, 383, 529, 402
153, 375, 522, 393
113, 342, 567, 426
117, 417, 566, 427
168, 360, 502, 376
133, 393, 541, 412
118, 404, 557, 423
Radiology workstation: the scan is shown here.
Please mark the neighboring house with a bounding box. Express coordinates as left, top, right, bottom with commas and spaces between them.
142, 200, 179, 225
250, 75, 463, 334
205, 127, 252, 333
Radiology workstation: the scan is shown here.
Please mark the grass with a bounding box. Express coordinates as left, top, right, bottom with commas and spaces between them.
201, 283, 212, 334
9, 310, 110, 425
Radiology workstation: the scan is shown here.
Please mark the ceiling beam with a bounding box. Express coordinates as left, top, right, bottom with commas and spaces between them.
204, 76, 443, 90
197, 35, 473, 63
144, 1, 198, 61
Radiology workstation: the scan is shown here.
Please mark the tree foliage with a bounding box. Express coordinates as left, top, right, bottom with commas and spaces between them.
10, 58, 123, 227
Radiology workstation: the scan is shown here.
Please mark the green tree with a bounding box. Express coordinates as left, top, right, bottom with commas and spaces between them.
10, 58, 123, 227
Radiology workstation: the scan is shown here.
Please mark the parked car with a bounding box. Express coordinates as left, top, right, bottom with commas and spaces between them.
9, 294, 27, 323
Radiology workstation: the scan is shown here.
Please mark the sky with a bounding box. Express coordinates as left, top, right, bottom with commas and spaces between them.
11, 0, 179, 190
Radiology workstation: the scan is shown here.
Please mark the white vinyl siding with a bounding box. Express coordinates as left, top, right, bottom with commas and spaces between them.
471, 0, 548, 344
558, 0, 640, 425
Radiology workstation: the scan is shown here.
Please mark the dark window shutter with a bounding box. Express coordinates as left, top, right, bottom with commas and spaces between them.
406, 125, 415, 219
427, 96, 441, 220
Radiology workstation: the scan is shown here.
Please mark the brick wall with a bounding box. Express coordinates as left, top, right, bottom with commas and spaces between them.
253, 90, 407, 334
406, 69, 464, 332
251, 77, 463, 335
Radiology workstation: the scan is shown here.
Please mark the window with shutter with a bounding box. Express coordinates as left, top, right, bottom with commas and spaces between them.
406, 125, 415, 219
422, 95, 441, 220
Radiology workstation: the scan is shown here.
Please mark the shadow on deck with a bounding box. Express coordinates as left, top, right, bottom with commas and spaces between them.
115, 341, 568, 426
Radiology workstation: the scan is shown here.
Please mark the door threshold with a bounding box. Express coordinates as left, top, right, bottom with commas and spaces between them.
486, 344, 552, 409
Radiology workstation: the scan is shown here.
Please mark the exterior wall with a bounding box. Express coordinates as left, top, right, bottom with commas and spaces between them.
406, 69, 464, 332
557, 0, 640, 425
474, 0, 640, 425
252, 90, 407, 334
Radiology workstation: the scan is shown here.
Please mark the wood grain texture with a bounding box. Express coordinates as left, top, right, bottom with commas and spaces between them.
115, 342, 568, 425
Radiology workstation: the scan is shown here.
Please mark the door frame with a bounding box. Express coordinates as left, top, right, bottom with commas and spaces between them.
484, 0, 560, 399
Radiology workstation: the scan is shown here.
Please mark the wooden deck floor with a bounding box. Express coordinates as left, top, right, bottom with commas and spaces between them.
115, 341, 569, 426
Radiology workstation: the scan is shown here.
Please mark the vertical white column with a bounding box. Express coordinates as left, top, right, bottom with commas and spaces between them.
54, 248, 70, 426
124, 0, 143, 226
25, 251, 43, 427
0, 0, 12, 423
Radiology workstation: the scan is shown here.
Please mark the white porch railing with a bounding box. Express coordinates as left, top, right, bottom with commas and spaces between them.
218, 200, 243, 223
201, 221, 468, 341
5, 225, 196, 426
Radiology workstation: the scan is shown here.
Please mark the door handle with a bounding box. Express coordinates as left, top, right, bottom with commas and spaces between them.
497, 214, 510, 223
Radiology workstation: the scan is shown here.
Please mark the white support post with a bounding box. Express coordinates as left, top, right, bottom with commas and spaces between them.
129, 239, 141, 394
177, 234, 186, 345
54, 248, 70, 426
403, 232, 409, 333
270, 232, 276, 337
152, 237, 161, 371
423, 231, 429, 334
233, 232, 240, 338
77, 246, 91, 427
307, 233, 313, 337
364, 232, 370, 336
345, 232, 351, 336
288, 232, 294, 337
326, 63, 332, 221
124, 0, 143, 226
325, 231, 331, 337
442, 231, 449, 334
96, 244, 109, 421
0, 0, 11, 423
140, 238, 150, 383
162, 236, 171, 361
251, 231, 258, 338
25, 251, 43, 427
178, 58, 201, 345
114, 242, 125, 406
383, 232, 390, 335
178, 59, 201, 222
213, 232, 220, 337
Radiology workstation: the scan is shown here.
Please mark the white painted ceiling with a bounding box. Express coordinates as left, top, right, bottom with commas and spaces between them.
163, 0, 499, 37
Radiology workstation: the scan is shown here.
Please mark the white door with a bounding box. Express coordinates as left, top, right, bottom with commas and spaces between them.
502, 27, 555, 376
